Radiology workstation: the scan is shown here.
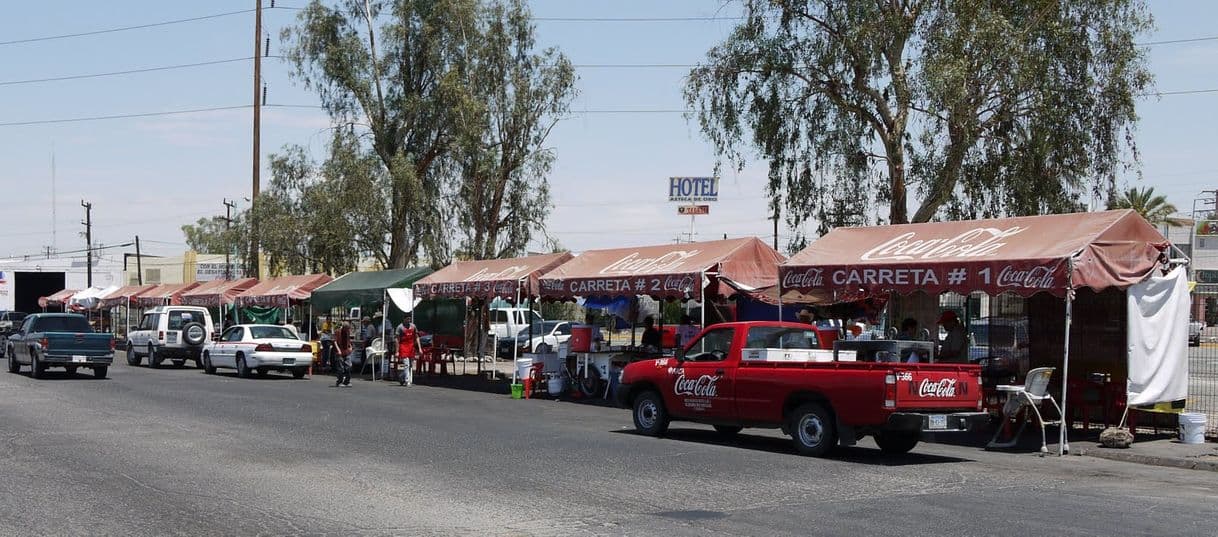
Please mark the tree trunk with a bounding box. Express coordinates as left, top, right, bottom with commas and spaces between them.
887, 143, 908, 225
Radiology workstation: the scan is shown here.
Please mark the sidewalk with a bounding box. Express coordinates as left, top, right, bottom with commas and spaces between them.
1074, 434, 1218, 472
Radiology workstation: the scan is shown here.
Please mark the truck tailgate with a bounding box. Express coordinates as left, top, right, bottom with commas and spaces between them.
891, 364, 981, 411
46, 332, 113, 356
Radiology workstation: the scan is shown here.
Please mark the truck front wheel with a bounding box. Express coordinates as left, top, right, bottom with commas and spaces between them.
632, 391, 669, 437
874, 430, 919, 454
790, 403, 836, 457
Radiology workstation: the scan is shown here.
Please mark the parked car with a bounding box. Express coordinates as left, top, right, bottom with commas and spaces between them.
0, 311, 28, 358
201, 324, 312, 379
497, 320, 572, 356
6, 313, 114, 379
126, 306, 213, 368
617, 321, 986, 457
489, 307, 544, 340
967, 318, 1030, 379
1189, 320, 1203, 347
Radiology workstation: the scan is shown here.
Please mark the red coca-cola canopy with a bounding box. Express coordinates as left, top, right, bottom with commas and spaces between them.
179, 278, 259, 308
38, 288, 79, 308
413, 252, 574, 300
780, 210, 1170, 301
133, 282, 203, 307
98, 284, 156, 309
234, 274, 333, 309
539, 237, 784, 300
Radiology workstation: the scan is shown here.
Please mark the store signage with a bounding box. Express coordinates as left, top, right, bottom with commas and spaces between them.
668, 176, 718, 202
196, 262, 241, 282
678, 205, 710, 216
1199, 220, 1218, 236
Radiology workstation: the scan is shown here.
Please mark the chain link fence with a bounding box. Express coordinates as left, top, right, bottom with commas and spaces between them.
1191, 285, 1218, 437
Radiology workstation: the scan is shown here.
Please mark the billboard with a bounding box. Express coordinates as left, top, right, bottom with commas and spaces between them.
195, 262, 241, 282
668, 176, 718, 202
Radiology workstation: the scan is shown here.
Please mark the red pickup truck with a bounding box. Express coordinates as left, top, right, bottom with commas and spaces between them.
616, 321, 986, 457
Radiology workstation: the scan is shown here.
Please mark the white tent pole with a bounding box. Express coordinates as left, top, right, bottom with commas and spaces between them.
700, 271, 706, 332
512, 285, 521, 384
381, 290, 388, 382
1059, 257, 1074, 456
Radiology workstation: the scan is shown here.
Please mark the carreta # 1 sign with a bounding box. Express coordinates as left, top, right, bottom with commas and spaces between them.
668, 177, 719, 202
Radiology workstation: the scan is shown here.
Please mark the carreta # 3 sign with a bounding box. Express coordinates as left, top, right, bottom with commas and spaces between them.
668, 177, 718, 202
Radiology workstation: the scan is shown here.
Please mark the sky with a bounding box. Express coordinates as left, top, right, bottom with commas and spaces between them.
0, 1, 1216, 265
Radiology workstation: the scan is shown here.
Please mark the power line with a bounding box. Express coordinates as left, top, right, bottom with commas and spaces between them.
0, 57, 278, 87
0, 9, 254, 46
0, 6, 303, 47
1138, 35, 1218, 46
0, 105, 251, 127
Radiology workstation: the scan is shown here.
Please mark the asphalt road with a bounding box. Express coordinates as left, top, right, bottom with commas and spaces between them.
2, 360, 1217, 537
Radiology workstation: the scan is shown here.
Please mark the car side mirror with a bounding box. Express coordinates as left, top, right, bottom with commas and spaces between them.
675, 348, 686, 362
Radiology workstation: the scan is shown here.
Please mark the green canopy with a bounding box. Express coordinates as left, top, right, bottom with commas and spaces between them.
309, 267, 433, 313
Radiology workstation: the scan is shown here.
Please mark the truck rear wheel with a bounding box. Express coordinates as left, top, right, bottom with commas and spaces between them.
93, 366, 108, 380
789, 403, 836, 457
632, 391, 669, 437
874, 430, 920, 454
30, 352, 45, 379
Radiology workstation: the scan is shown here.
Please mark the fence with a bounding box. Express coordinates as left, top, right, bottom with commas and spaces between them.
1190, 286, 1218, 437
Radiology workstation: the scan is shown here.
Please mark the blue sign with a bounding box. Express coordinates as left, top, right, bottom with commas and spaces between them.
668, 176, 719, 202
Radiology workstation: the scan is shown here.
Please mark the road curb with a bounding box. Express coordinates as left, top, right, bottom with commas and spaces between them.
1075, 446, 1218, 472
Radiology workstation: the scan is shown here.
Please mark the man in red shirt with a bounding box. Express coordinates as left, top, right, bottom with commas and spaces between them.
396, 314, 421, 386
334, 320, 353, 387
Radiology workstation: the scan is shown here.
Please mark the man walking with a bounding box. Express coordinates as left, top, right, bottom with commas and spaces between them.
396, 314, 421, 386
334, 320, 353, 387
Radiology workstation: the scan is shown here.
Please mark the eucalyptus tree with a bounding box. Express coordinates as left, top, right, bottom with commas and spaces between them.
686, 0, 1152, 243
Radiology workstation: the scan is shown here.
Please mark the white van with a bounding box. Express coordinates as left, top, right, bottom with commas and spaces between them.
127, 306, 215, 368
489, 307, 544, 340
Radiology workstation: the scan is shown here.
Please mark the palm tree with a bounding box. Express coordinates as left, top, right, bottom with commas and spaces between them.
1107, 186, 1185, 227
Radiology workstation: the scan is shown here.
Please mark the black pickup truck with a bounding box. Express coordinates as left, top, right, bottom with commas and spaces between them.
5, 313, 114, 379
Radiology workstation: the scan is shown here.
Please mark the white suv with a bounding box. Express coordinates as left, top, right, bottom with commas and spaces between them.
127, 306, 214, 368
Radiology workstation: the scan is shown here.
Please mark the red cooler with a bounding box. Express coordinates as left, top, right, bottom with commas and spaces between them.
569, 325, 592, 352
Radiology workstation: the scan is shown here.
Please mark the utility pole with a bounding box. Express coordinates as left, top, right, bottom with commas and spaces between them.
81, 200, 93, 287
223, 198, 236, 280
249, 0, 263, 279
135, 236, 143, 285
768, 209, 780, 252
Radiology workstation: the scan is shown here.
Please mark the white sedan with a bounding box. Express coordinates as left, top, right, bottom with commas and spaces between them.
201, 324, 313, 379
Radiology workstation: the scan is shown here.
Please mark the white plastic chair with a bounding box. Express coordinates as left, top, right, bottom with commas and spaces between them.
361, 338, 386, 378
987, 367, 1062, 453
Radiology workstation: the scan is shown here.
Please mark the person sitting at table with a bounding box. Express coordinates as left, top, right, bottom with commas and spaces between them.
640, 316, 662, 350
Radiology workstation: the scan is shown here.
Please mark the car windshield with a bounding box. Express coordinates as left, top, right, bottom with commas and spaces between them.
970, 324, 1015, 347
33, 316, 91, 333
249, 326, 298, 340
516, 321, 560, 338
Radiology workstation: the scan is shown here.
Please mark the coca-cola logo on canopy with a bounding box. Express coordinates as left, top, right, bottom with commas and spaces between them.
781, 268, 824, 289
996, 265, 1055, 289
599, 250, 701, 276
861, 227, 1026, 261
462, 266, 529, 282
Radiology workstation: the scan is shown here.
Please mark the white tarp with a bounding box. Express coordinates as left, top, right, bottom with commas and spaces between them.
1126, 266, 1189, 406
69, 285, 118, 310
386, 288, 417, 313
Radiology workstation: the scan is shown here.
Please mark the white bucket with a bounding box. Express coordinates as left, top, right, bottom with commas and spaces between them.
547, 374, 566, 396
514, 357, 533, 381
1179, 412, 1207, 444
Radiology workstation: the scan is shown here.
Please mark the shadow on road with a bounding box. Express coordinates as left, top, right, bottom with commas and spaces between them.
613, 428, 974, 466
13, 371, 109, 381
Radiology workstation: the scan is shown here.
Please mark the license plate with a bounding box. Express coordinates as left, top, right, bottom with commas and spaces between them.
282, 358, 295, 366
929, 414, 948, 430
168, 333, 178, 343
71, 355, 87, 363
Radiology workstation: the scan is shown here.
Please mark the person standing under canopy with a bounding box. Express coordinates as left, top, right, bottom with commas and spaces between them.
937, 310, 967, 362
